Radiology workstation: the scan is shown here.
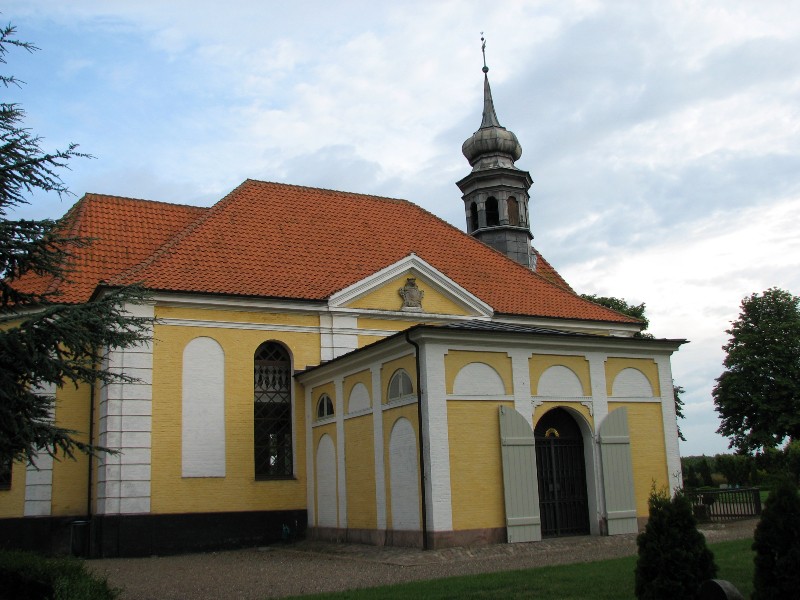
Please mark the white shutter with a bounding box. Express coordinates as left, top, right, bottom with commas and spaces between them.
598, 407, 638, 535
498, 406, 541, 543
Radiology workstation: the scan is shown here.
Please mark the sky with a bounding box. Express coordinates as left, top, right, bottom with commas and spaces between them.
3, 1, 799, 457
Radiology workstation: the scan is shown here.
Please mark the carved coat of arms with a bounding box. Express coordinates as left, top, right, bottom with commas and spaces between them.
398, 277, 424, 312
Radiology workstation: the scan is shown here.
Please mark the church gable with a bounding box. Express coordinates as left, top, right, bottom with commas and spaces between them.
328, 254, 493, 318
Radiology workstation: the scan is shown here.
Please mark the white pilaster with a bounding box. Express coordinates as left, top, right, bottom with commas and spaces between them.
371, 366, 387, 529
25, 382, 56, 516
95, 302, 153, 515
418, 342, 453, 533
334, 377, 347, 528
24, 452, 53, 516
655, 355, 682, 491
509, 349, 533, 426
587, 351, 609, 523
304, 384, 316, 526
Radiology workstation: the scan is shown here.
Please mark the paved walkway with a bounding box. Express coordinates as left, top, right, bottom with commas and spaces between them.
88, 519, 756, 600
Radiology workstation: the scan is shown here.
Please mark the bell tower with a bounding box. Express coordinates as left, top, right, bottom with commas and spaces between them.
456, 37, 534, 268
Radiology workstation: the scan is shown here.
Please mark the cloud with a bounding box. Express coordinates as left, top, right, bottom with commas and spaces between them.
4, 0, 800, 456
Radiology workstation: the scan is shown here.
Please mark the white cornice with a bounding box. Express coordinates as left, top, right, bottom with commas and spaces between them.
152, 292, 326, 314
328, 254, 494, 318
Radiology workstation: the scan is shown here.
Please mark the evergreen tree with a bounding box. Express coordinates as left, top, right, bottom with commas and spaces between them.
752, 478, 800, 599
635, 487, 717, 600
0, 24, 151, 464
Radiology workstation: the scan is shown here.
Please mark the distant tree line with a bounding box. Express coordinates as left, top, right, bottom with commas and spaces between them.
682, 442, 800, 489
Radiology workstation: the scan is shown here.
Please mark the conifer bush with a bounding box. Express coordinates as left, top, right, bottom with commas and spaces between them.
752, 478, 800, 599
634, 487, 717, 599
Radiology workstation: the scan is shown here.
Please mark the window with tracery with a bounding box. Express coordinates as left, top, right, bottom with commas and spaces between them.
388, 369, 414, 402
316, 393, 334, 419
254, 342, 293, 478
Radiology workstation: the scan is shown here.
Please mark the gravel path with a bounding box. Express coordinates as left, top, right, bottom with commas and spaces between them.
88, 519, 757, 600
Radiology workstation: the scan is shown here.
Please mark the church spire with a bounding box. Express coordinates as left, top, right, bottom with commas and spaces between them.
456, 35, 535, 269
480, 35, 501, 129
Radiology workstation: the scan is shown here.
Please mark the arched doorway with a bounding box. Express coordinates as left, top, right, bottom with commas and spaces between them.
534, 408, 590, 537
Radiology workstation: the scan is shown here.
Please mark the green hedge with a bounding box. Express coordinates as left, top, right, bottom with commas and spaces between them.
0, 550, 118, 600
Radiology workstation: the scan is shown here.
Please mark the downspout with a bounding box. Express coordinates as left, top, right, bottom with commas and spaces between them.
404, 331, 428, 550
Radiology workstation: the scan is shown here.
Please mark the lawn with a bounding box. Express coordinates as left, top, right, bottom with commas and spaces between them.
290, 538, 754, 600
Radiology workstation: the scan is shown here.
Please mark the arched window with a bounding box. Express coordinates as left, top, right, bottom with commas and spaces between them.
485, 197, 499, 227
388, 369, 414, 402
254, 342, 293, 478
507, 196, 519, 226
316, 393, 334, 419
469, 202, 479, 232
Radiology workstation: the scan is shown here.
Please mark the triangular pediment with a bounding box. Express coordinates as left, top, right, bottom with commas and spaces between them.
329, 254, 494, 318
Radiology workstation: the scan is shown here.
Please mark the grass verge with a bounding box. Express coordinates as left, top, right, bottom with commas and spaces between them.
289, 538, 754, 600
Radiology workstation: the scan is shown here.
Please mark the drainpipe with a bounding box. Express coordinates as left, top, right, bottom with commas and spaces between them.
404, 331, 428, 550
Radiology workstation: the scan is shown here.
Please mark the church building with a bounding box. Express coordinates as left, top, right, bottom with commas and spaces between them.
0, 64, 684, 557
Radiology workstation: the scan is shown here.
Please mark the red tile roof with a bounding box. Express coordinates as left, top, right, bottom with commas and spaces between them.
13, 194, 207, 304
86, 179, 639, 324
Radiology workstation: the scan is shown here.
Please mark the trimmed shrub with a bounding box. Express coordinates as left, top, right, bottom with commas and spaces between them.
752, 478, 800, 599
635, 487, 717, 599
0, 550, 118, 600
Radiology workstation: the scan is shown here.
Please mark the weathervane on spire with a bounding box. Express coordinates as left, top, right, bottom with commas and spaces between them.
480, 32, 489, 73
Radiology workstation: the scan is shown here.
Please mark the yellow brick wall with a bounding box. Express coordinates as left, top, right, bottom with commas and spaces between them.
529, 354, 591, 396
608, 402, 668, 516
51, 383, 91, 516
447, 400, 513, 531
444, 350, 513, 395
605, 358, 661, 397
0, 461, 26, 518
382, 404, 420, 528
150, 307, 318, 514
348, 272, 471, 315
344, 415, 377, 529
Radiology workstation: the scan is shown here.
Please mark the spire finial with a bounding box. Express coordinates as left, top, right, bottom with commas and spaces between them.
480, 33, 489, 73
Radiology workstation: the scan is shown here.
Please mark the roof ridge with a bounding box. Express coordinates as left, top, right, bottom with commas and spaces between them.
105, 184, 242, 286
244, 178, 414, 205
82, 192, 207, 210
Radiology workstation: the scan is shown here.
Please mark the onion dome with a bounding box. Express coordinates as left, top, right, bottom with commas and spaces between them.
462, 72, 523, 170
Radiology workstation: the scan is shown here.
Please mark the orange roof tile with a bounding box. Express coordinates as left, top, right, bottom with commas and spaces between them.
14, 194, 207, 304
94, 180, 640, 324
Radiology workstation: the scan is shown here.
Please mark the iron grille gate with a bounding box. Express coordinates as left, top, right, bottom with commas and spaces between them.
535, 435, 590, 537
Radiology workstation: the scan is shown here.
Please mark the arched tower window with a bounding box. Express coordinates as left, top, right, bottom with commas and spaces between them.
485, 197, 499, 227
469, 202, 479, 232
316, 393, 334, 419
507, 196, 519, 226
254, 342, 293, 478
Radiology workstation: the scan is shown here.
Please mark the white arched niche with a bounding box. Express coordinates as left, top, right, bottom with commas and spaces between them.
389, 418, 420, 530
537, 365, 584, 397
611, 368, 654, 397
453, 362, 505, 396
315, 434, 338, 528
182, 337, 225, 478
348, 382, 370, 413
